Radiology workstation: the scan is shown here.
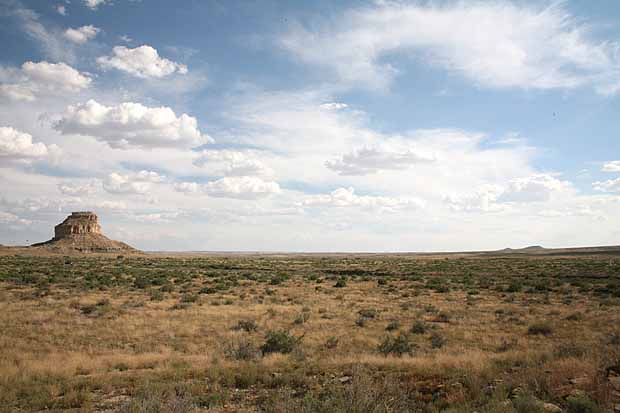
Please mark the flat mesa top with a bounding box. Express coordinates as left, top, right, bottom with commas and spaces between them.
71, 211, 96, 216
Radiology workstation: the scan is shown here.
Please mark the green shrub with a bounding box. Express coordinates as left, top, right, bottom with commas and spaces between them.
334, 278, 347, 288
527, 322, 553, 336
410, 321, 427, 334
358, 308, 378, 319
232, 319, 258, 333
180, 294, 198, 303
261, 330, 300, 354
293, 312, 310, 325
385, 320, 400, 331
325, 336, 339, 349
512, 394, 544, 413
566, 395, 600, 413
430, 332, 446, 349
507, 282, 521, 293
377, 334, 414, 357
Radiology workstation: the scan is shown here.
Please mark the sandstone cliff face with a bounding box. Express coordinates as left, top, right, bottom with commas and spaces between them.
32, 212, 139, 254
54, 212, 102, 239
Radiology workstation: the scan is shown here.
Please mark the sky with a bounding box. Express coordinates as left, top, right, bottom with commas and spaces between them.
0, 0, 619, 252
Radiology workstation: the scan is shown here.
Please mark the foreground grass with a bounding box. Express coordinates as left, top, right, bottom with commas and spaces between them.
0, 254, 619, 412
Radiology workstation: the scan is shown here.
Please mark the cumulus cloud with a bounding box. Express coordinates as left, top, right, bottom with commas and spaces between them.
281, 2, 620, 93
174, 177, 280, 199
57, 181, 98, 196
193, 149, 272, 176
56, 5, 67, 16
498, 174, 572, 203
134, 170, 165, 183
594, 178, 620, 193
94, 200, 127, 210
326, 145, 435, 175
103, 171, 164, 195
446, 174, 572, 212
131, 212, 180, 223
444, 184, 506, 213
84, 0, 109, 10
53, 99, 208, 149
97, 45, 188, 78
320, 102, 348, 110
303, 187, 424, 212
204, 176, 280, 199
173, 182, 201, 194
0, 61, 91, 101
64, 25, 100, 44
602, 161, 620, 172
0, 126, 59, 162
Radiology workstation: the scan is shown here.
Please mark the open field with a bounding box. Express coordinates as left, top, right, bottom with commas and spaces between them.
1, 253, 620, 412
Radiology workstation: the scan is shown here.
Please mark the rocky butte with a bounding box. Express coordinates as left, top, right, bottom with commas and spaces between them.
32, 211, 138, 253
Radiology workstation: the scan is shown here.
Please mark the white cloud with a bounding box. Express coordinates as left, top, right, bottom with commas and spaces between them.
95, 200, 127, 210
303, 187, 424, 212
204, 176, 280, 199
134, 170, 166, 183
0, 211, 32, 225
0, 61, 91, 101
0, 126, 57, 161
97, 45, 188, 78
174, 177, 281, 199
56, 5, 67, 16
445, 184, 506, 213
64, 25, 100, 44
498, 174, 572, 203
446, 174, 572, 212
193, 149, 272, 176
103, 171, 164, 195
131, 212, 180, 223
538, 205, 606, 221
326, 145, 435, 175
53, 99, 209, 149
57, 181, 98, 196
594, 178, 620, 193
281, 2, 620, 93
173, 182, 201, 194
84, 0, 109, 10
320, 102, 348, 110
602, 161, 620, 172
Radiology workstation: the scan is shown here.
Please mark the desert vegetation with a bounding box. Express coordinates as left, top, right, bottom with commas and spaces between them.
1, 253, 620, 412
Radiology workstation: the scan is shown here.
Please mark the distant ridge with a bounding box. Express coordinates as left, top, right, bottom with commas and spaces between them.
483, 245, 620, 256
495, 245, 546, 253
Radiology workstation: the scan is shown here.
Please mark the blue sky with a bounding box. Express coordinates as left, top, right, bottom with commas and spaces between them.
0, 0, 619, 251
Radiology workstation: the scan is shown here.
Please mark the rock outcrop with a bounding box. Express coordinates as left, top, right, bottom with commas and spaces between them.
32, 212, 139, 253
54, 211, 102, 239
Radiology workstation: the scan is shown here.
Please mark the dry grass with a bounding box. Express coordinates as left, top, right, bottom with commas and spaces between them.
0, 253, 619, 411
